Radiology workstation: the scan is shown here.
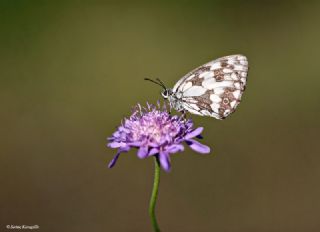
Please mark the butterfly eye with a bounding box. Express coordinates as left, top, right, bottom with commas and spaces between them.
161, 90, 169, 98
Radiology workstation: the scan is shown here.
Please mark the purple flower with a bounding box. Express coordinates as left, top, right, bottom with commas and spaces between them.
107, 102, 210, 172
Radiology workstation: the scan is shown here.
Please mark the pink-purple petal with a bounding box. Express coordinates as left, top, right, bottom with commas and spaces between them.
167, 144, 184, 154
108, 146, 130, 168
108, 153, 120, 168
185, 127, 204, 140
149, 148, 159, 156
186, 139, 210, 154
137, 146, 148, 159
107, 141, 125, 148
127, 141, 142, 147
196, 134, 203, 139
159, 152, 171, 172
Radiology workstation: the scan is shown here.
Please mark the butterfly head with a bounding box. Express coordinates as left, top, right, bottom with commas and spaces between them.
144, 78, 172, 99
161, 89, 173, 99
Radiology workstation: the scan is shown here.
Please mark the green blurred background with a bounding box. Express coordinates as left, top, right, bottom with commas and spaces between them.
1, 1, 320, 231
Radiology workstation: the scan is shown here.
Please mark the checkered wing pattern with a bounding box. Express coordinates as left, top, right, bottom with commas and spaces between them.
172, 55, 248, 119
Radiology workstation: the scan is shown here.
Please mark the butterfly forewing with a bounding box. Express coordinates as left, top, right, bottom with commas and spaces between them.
173, 55, 248, 119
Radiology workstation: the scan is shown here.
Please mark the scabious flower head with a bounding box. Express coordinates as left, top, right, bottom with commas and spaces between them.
107, 102, 210, 172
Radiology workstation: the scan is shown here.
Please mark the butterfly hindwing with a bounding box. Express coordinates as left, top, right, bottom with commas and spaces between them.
173, 55, 248, 119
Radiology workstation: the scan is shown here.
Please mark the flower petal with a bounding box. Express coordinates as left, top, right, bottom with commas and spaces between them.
137, 146, 148, 159
108, 146, 130, 168
159, 152, 171, 172
108, 153, 120, 168
167, 144, 184, 154
148, 142, 160, 148
196, 135, 203, 139
107, 141, 125, 148
127, 141, 142, 147
186, 139, 211, 154
149, 148, 159, 156
185, 127, 203, 140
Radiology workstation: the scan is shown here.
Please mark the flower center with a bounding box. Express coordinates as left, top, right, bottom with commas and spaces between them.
130, 112, 180, 145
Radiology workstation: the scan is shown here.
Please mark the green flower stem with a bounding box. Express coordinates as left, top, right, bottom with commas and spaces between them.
149, 156, 161, 232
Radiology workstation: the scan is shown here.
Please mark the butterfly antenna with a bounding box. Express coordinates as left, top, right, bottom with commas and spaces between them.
155, 78, 167, 89
144, 78, 166, 90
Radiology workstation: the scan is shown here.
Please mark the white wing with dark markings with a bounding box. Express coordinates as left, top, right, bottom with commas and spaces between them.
172, 54, 248, 119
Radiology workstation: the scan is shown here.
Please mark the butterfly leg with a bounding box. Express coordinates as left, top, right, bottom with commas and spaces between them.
180, 110, 187, 120
168, 101, 174, 115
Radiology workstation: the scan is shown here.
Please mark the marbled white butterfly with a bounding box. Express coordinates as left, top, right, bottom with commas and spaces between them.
145, 54, 248, 119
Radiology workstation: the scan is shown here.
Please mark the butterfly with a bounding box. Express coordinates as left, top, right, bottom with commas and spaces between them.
145, 54, 248, 119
